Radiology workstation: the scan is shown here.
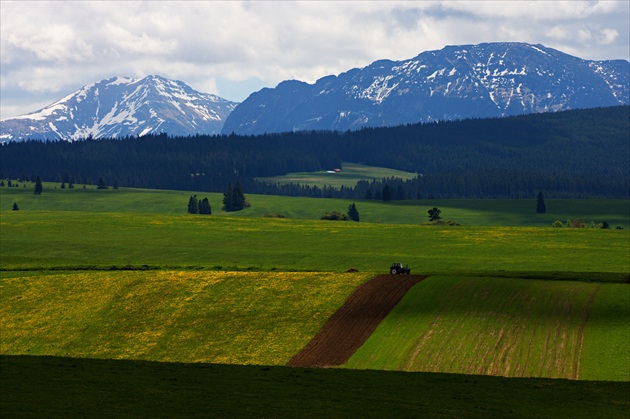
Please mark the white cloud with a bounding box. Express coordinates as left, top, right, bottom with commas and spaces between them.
1, 0, 628, 118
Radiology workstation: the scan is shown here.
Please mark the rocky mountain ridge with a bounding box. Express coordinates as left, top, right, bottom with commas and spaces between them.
221, 42, 629, 135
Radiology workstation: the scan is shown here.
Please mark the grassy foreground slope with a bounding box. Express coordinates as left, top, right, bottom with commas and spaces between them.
344, 276, 629, 381
2, 355, 629, 418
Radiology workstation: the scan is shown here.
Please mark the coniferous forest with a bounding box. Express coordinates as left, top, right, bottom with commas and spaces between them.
1, 106, 628, 199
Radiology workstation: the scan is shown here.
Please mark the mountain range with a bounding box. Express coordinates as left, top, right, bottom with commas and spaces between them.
0, 75, 237, 142
1, 42, 628, 142
222, 42, 629, 135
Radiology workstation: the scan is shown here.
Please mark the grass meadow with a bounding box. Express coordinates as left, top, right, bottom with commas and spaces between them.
1, 182, 629, 417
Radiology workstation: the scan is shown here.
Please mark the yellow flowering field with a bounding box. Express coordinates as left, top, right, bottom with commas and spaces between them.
0, 270, 372, 365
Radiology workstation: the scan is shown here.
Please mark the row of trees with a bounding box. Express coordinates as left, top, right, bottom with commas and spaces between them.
187, 195, 212, 214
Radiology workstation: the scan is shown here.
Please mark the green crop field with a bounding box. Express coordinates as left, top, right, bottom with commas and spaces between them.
344, 276, 629, 381
1, 183, 629, 417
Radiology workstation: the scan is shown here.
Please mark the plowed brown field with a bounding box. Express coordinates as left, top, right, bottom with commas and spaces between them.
287, 274, 425, 368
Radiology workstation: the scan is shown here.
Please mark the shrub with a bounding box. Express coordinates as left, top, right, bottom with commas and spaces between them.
321, 211, 349, 221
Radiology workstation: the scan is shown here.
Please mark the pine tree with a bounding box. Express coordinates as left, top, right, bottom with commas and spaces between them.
199, 197, 212, 215
33, 176, 43, 195
347, 202, 360, 222
233, 181, 246, 210
536, 191, 546, 214
187, 195, 199, 214
223, 182, 234, 211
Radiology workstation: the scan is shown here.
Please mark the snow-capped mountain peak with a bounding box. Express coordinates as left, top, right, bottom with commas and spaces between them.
1, 75, 238, 142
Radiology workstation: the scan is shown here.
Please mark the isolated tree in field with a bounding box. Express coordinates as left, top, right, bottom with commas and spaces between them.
347, 203, 360, 222
12, 202, 19, 211
428, 207, 441, 222
536, 191, 546, 214
187, 195, 199, 214
33, 176, 43, 195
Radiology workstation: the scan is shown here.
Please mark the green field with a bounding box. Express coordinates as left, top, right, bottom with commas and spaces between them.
345, 276, 629, 381
257, 162, 419, 188
2, 210, 629, 274
1, 183, 629, 417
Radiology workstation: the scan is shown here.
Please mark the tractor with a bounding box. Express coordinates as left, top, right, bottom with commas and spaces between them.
390, 262, 411, 275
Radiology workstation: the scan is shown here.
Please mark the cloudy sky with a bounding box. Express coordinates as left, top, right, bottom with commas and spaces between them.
1, 0, 628, 118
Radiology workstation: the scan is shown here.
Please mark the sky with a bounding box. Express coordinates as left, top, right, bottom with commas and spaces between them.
1, 0, 629, 118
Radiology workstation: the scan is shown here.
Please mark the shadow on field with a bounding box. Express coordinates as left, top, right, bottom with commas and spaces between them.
2, 355, 628, 418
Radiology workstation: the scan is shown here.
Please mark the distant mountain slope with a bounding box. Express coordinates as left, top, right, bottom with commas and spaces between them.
221, 42, 629, 135
0, 75, 238, 142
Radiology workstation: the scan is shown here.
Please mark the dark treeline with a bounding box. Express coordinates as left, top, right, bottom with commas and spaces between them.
1, 106, 628, 199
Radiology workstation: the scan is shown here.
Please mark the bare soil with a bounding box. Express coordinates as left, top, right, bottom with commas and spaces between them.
287, 274, 426, 368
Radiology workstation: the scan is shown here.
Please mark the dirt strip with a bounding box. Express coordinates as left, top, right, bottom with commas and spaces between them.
287, 274, 426, 368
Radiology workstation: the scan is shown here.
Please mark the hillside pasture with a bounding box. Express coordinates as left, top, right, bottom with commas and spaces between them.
256, 162, 418, 188
344, 276, 629, 381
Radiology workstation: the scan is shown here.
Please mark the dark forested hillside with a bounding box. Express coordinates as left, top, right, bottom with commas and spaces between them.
1, 106, 628, 199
